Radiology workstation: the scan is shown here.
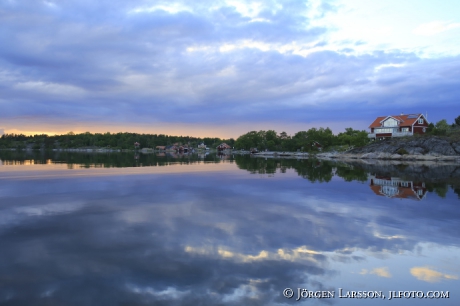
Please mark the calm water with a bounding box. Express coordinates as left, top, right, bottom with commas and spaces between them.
0, 151, 459, 306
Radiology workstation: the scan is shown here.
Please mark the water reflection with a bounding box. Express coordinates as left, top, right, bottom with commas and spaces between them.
0, 150, 222, 168
217, 152, 232, 160
370, 175, 427, 200
233, 156, 460, 200
0, 152, 459, 305
1, 151, 459, 200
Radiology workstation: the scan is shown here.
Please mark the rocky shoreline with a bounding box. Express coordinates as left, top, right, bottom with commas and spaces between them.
251, 151, 460, 162
318, 152, 460, 162
251, 135, 460, 162
331, 137, 459, 161
340, 135, 460, 161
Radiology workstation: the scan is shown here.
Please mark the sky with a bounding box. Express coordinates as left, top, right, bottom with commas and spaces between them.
1, 0, 460, 138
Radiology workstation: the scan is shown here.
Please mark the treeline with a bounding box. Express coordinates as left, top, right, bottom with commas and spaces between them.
234, 128, 369, 151
426, 115, 460, 137
2, 115, 459, 151
0, 128, 373, 151
234, 115, 460, 152
0, 132, 235, 150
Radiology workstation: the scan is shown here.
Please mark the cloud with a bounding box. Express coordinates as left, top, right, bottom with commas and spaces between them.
413, 21, 460, 36
410, 266, 458, 283
184, 245, 322, 263
0, 0, 459, 136
359, 267, 392, 278
370, 267, 392, 278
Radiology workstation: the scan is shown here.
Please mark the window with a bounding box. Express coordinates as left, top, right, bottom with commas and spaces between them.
423, 128, 426, 132
381, 186, 398, 197
383, 118, 398, 127
418, 118, 424, 124
375, 128, 394, 133
402, 128, 409, 132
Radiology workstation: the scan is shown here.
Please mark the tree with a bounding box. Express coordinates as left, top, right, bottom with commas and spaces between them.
337, 128, 370, 147
426, 123, 436, 134
455, 115, 460, 126
435, 119, 449, 135
292, 131, 310, 151
234, 131, 262, 150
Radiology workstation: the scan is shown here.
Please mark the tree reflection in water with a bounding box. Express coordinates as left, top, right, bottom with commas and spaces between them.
0, 152, 459, 305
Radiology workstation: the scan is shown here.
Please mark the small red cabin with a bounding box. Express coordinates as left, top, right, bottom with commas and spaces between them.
217, 143, 232, 151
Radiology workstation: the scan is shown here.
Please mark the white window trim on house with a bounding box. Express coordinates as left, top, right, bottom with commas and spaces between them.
410, 115, 428, 128
380, 116, 400, 127
375, 128, 396, 133
374, 179, 399, 186
383, 118, 399, 127
381, 186, 399, 197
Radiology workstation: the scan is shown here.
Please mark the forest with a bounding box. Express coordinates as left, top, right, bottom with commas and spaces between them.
233, 128, 369, 152
1, 115, 458, 152
0, 132, 234, 151
0, 128, 369, 152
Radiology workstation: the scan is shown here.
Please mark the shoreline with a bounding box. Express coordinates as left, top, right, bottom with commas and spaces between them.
2, 148, 460, 163
250, 151, 460, 162
318, 152, 460, 162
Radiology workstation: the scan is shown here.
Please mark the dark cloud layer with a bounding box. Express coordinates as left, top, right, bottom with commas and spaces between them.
1, 0, 459, 134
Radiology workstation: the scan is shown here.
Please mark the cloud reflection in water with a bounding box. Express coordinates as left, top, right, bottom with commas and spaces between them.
0, 161, 459, 305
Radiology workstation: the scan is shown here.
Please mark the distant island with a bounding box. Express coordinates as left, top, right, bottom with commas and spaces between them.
0, 132, 234, 151
0, 127, 370, 152
1, 116, 459, 159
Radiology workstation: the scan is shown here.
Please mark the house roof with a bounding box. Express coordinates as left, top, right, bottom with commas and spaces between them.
217, 143, 231, 149
369, 114, 424, 128
369, 184, 425, 200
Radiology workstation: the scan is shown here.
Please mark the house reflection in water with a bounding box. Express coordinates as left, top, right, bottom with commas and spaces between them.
217, 152, 232, 160
369, 175, 427, 200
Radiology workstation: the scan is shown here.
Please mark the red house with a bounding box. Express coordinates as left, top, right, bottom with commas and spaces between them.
368, 113, 429, 140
